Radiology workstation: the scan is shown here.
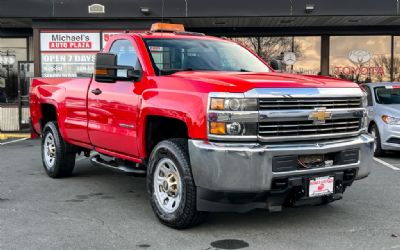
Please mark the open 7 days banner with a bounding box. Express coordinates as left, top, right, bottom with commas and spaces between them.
40, 32, 100, 77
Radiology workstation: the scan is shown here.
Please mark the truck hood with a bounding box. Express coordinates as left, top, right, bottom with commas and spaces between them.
172, 71, 359, 92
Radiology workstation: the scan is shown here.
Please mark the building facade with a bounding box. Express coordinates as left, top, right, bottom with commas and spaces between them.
1, 0, 400, 131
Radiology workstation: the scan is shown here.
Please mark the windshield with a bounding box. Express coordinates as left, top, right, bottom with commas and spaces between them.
374, 86, 400, 104
144, 38, 270, 75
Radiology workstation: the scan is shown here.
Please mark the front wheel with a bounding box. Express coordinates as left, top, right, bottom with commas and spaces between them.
147, 139, 207, 229
370, 124, 385, 157
41, 121, 76, 178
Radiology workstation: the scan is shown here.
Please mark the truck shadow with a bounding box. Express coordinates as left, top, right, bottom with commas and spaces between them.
71, 160, 350, 232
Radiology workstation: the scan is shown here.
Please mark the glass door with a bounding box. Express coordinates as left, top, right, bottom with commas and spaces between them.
0, 38, 28, 131
18, 61, 34, 129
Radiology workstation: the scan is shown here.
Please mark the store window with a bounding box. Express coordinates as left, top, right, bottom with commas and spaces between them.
229, 36, 321, 75
330, 36, 391, 83
0, 38, 28, 104
393, 36, 400, 82
292, 37, 321, 75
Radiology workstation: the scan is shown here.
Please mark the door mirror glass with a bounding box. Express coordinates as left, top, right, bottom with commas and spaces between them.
95, 53, 117, 83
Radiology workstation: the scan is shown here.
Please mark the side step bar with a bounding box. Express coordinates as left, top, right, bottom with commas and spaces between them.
90, 155, 146, 176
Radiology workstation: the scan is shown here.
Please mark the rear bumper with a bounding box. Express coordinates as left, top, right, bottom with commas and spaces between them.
188, 134, 374, 211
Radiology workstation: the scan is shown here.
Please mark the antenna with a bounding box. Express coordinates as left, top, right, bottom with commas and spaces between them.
161, 0, 165, 24
184, 0, 188, 17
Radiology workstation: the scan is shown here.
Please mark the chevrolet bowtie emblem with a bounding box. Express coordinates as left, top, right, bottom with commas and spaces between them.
309, 108, 332, 124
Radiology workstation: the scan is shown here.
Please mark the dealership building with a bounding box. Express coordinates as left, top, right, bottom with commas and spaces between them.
1, 0, 400, 131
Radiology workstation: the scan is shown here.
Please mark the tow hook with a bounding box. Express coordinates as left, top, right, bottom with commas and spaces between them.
335, 181, 344, 193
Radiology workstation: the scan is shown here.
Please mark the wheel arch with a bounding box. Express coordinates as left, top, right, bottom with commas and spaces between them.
40, 103, 58, 130
368, 120, 376, 132
142, 115, 189, 159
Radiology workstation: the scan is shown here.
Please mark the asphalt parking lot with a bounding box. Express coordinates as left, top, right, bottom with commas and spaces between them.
1, 138, 400, 250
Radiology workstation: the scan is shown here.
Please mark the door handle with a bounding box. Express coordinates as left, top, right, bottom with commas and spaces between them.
91, 88, 102, 95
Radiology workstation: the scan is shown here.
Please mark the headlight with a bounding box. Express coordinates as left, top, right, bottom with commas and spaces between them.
210, 98, 257, 111
382, 115, 400, 125
361, 92, 368, 108
208, 96, 258, 140
360, 92, 368, 132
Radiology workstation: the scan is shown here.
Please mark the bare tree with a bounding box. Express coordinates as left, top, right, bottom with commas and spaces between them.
394, 57, 400, 81
230, 37, 259, 54
373, 55, 400, 82
372, 55, 390, 82
229, 37, 303, 62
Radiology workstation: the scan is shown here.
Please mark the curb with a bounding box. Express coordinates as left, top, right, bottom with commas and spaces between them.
0, 133, 31, 140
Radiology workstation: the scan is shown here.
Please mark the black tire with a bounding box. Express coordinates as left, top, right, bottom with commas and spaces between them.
371, 124, 385, 157
41, 121, 76, 178
147, 139, 207, 229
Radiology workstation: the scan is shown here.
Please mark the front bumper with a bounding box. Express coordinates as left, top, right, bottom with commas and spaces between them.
380, 123, 400, 150
189, 134, 374, 193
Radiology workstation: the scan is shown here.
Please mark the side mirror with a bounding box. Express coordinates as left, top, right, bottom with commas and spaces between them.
95, 53, 117, 83
95, 53, 141, 83
270, 59, 283, 72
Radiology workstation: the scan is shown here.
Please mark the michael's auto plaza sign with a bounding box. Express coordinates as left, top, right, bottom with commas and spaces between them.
40, 31, 101, 77
40, 32, 101, 51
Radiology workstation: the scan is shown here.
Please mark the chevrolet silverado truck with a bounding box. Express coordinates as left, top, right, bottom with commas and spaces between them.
30, 23, 374, 229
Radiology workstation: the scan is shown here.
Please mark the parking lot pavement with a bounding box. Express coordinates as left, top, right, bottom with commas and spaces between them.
374, 152, 400, 170
1, 139, 400, 250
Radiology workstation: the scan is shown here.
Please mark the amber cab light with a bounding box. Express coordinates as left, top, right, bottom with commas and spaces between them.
210, 122, 226, 135
210, 98, 225, 110
95, 69, 108, 75
150, 23, 185, 32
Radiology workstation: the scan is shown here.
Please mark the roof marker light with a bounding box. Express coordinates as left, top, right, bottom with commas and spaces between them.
150, 23, 185, 32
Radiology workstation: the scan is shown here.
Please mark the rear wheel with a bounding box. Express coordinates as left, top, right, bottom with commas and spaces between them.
147, 139, 207, 229
370, 124, 385, 157
41, 121, 76, 178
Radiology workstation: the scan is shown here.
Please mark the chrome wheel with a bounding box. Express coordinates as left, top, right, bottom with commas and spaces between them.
153, 158, 182, 213
371, 129, 377, 153
44, 133, 56, 169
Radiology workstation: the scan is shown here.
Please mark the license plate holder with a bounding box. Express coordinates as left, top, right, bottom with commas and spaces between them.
308, 176, 334, 197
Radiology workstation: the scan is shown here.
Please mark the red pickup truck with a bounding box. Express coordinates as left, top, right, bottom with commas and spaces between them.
30, 23, 374, 229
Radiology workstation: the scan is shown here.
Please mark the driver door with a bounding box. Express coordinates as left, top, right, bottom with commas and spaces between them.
87, 39, 142, 157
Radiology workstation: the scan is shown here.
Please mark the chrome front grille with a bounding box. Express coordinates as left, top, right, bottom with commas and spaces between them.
259, 118, 361, 137
257, 96, 365, 142
208, 88, 366, 142
259, 97, 362, 110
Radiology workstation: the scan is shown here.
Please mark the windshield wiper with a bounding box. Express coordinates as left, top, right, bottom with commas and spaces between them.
236, 69, 250, 72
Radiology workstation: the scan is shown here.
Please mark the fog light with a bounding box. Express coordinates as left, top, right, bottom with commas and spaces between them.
226, 122, 242, 135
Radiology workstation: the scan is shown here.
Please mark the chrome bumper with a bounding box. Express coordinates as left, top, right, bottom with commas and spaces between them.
189, 134, 374, 192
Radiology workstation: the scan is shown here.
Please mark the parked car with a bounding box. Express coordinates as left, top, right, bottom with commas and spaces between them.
30, 23, 374, 229
362, 83, 400, 156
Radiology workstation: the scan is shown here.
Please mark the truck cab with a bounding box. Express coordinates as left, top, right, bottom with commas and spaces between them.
30, 23, 374, 229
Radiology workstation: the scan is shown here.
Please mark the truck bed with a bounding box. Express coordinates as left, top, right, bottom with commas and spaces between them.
30, 77, 93, 144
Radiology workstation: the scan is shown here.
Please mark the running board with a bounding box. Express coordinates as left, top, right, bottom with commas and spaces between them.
90, 155, 146, 176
